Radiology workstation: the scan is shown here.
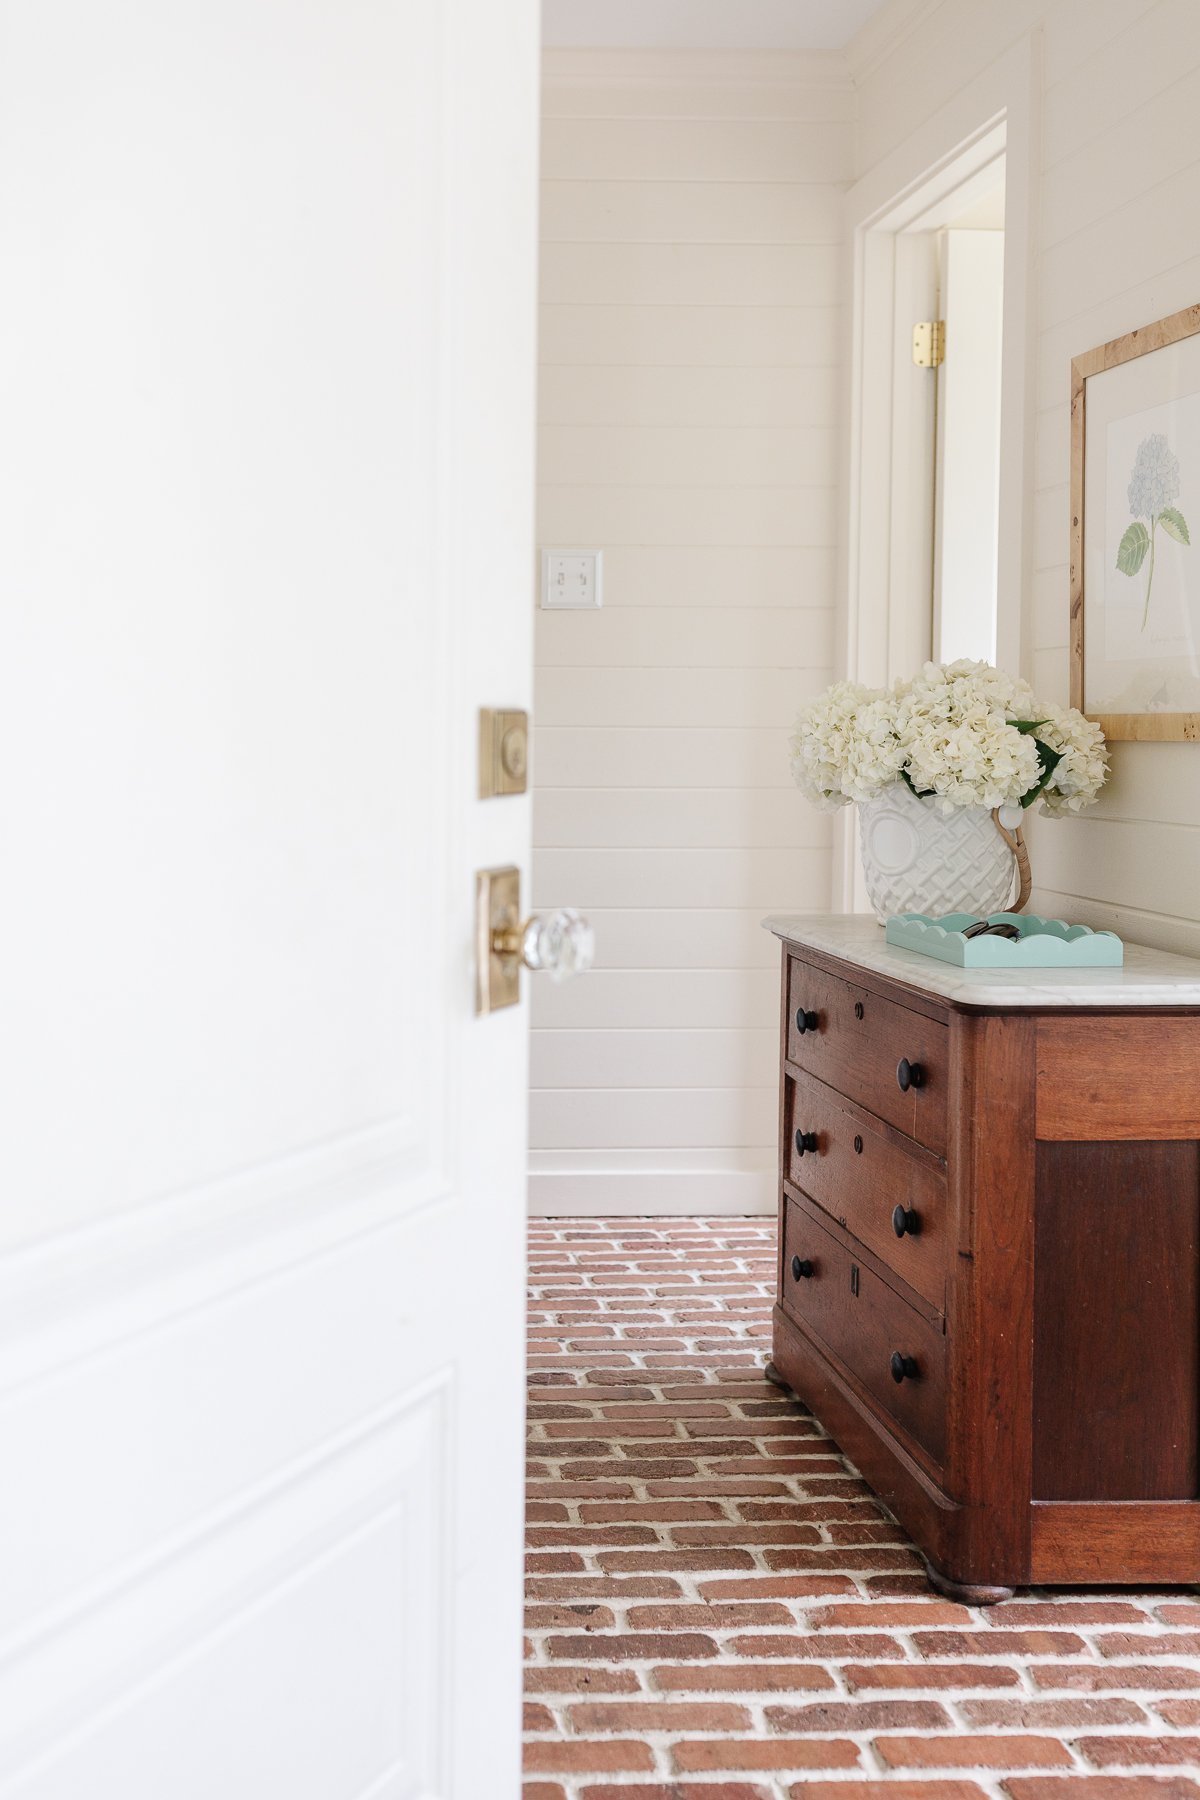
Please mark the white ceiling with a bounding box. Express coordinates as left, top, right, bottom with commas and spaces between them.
542, 0, 891, 51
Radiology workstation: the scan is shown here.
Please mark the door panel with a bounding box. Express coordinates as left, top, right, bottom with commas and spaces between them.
0, 3, 538, 1794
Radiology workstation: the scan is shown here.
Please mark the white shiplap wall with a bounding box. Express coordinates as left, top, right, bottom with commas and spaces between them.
853, 0, 1200, 958
531, 50, 853, 1214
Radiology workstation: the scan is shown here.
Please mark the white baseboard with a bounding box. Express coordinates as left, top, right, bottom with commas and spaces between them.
527, 1151, 776, 1218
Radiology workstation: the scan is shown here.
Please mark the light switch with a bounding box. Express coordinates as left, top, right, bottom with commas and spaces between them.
541, 548, 602, 609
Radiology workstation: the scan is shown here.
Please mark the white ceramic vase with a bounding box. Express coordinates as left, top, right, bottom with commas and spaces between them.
858, 782, 1019, 923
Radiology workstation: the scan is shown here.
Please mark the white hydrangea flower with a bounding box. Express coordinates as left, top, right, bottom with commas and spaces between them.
841, 693, 905, 801
788, 661, 1108, 819
788, 680, 880, 810
1035, 705, 1109, 816
1127, 432, 1180, 520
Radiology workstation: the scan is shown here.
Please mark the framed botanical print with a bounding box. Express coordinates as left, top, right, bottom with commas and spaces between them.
1071, 301, 1200, 740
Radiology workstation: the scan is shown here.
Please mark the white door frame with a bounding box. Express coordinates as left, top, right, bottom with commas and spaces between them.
834, 35, 1039, 910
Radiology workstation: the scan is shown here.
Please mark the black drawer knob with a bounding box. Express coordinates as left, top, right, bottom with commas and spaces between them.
790, 1255, 814, 1280
795, 1007, 818, 1034
794, 1129, 818, 1156
892, 1205, 921, 1238
896, 1057, 925, 1092
890, 1351, 920, 1383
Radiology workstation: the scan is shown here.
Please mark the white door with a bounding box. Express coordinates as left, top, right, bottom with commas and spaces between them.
933, 228, 1005, 663
0, 5, 539, 1797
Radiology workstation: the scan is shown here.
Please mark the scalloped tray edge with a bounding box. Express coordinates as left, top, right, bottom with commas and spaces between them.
884, 912, 1125, 968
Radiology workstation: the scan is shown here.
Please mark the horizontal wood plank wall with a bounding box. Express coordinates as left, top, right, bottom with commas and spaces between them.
531, 50, 853, 1215
852, 0, 1200, 960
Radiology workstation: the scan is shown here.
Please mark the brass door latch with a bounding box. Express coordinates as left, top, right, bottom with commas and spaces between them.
475, 866, 594, 1013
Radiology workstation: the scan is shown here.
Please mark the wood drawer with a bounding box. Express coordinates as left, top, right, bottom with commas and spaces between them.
786, 955, 948, 1154
781, 1194, 947, 1465
784, 1070, 950, 1313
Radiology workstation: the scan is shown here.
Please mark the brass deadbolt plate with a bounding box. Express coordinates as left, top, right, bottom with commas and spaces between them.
476, 864, 522, 1014
479, 708, 528, 797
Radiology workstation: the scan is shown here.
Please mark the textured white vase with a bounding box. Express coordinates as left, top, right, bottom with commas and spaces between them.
858, 782, 1018, 923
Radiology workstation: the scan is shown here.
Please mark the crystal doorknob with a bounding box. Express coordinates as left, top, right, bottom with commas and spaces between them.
477, 866, 594, 1014
493, 908, 595, 983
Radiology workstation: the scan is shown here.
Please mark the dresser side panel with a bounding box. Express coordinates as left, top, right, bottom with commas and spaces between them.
1037, 1016, 1200, 1139
1033, 1139, 1200, 1501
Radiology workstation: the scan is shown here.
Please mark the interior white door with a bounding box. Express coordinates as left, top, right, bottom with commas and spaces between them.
933, 228, 1005, 663
0, 5, 539, 1796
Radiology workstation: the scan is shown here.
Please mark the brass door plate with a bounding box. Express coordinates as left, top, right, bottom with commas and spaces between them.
479, 708, 528, 797
476, 864, 522, 1014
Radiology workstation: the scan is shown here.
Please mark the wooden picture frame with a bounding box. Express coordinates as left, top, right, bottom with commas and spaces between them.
1070, 301, 1200, 741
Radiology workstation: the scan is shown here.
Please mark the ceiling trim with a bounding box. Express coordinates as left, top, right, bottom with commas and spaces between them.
541, 46, 853, 88
843, 0, 944, 82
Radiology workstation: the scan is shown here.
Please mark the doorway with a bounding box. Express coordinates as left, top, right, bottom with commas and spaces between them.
838, 47, 1037, 909
847, 125, 1009, 690
933, 181, 1007, 664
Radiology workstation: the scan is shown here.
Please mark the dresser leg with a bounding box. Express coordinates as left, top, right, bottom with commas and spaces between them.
763, 1359, 790, 1391
924, 1558, 1013, 1606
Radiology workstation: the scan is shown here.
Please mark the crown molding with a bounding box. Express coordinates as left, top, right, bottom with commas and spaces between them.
541, 46, 853, 89
843, 0, 943, 83
538, 7, 946, 98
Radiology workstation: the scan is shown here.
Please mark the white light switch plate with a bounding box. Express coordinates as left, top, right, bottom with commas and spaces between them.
541, 548, 602, 609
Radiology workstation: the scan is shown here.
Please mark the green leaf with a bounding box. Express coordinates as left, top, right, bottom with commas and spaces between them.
1020, 736, 1065, 808
1160, 506, 1191, 545
1116, 520, 1150, 576
899, 766, 935, 800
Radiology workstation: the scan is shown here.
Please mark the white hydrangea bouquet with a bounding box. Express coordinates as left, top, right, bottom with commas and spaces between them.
790, 660, 1108, 921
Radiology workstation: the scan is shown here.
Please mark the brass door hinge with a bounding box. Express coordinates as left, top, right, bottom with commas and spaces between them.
912, 320, 945, 368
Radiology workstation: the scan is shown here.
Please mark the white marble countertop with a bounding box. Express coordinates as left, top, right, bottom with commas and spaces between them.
762, 913, 1200, 1009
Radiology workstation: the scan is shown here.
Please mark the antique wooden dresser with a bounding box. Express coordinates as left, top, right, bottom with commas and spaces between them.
764, 914, 1200, 1600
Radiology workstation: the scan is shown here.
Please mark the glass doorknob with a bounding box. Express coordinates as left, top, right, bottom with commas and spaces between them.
477, 867, 593, 1014
493, 908, 594, 983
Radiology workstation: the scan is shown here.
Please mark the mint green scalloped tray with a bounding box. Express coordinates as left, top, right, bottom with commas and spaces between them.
885, 912, 1124, 968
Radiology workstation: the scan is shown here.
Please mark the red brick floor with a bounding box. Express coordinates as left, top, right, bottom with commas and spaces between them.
524, 1218, 1200, 1800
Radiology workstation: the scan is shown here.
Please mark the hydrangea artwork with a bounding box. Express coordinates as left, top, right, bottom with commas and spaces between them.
790, 660, 1108, 817
1072, 303, 1200, 735
1116, 431, 1191, 629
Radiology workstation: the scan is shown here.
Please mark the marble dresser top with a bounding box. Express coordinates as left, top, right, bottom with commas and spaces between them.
762, 913, 1200, 1010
